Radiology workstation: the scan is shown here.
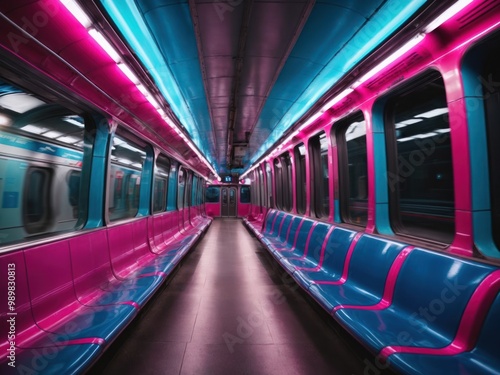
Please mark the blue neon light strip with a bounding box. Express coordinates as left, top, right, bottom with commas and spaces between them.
248, 0, 428, 167
99, 0, 218, 171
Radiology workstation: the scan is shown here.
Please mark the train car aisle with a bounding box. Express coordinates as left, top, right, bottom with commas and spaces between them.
90, 218, 387, 375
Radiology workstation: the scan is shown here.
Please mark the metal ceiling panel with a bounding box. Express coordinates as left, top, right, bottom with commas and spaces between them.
231, 0, 313, 164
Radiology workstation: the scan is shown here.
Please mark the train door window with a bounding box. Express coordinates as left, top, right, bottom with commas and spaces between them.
229, 188, 236, 206
336, 114, 368, 226
274, 159, 283, 209
167, 164, 178, 211
295, 143, 306, 214
240, 186, 250, 203
108, 135, 146, 221
310, 132, 330, 218
23, 167, 51, 233
265, 162, 273, 208
221, 187, 229, 217
178, 167, 185, 209
153, 155, 170, 213
385, 72, 454, 243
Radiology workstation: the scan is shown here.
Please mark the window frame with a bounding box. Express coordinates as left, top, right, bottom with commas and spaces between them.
23, 167, 52, 234
335, 112, 368, 227
152, 154, 170, 214
384, 70, 455, 243
294, 143, 306, 215
309, 131, 330, 218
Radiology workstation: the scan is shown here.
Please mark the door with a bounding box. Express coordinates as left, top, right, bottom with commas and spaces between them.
221, 187, 237, 217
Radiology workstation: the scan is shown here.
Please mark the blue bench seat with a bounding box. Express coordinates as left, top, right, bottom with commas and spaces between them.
279, 222, 331, 274
308, 235, 409, 313
335, 249, 497, 353
292, 228, 358, 288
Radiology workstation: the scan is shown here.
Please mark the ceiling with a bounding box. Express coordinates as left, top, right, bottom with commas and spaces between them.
96, 0, 430, 174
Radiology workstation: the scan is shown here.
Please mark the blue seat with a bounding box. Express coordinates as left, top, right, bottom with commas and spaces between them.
271, 216, 303, 252
264, 214, 293, 249
292, 227, 357, 288
389, 292, 500, 375
308, 235, 408, 313
272, 218, 314, 260
15, 344, 102, 375
43, 305, 137, 343
335, 248, 496, 353
279, 222, 331, 274
262, 209, 279, 236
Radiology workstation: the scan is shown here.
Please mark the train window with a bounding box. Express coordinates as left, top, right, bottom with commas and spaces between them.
0, 78, 86, 245
108, 135, 146, 221
240, 186, 251, 203
284, 153, 293, 212
272, 153, 292, 211
310, 132, 330, 218
295, 143, 306, 215
385, 72, 454, 243
167, 164, 178, 211
482, 41, 500, 249
192, 176, 198, 206
178, 167, 185, 209
23, 167, 51, 233
153, 155, 170, 213
258, 169, 265, 210
68, 171, 81, 219
336, 114, 368, 226
206, 186, 220, 202
250, 172, 256, 205
265, 162, 273, 208
184, 172, 192, 208
274, 159, 283, 209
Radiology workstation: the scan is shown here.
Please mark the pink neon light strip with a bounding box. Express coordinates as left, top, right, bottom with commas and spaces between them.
296, 226, 336, 271
332, 246, 414, 312
312, 232, 363, 285
380, 269, 500, 360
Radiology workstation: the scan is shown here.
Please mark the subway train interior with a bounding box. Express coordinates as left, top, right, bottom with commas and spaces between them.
1, 0, 500, 374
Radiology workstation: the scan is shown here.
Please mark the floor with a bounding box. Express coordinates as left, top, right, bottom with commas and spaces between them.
90, 218, 395, 375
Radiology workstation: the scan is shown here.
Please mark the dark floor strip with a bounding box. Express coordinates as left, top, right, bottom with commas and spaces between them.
89, 218, 396, 375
